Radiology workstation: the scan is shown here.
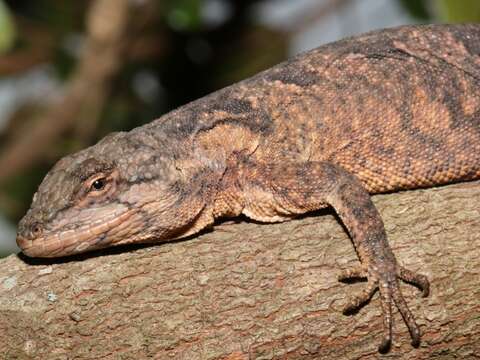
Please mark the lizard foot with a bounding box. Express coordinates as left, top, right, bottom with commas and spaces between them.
339, 265, 430, 352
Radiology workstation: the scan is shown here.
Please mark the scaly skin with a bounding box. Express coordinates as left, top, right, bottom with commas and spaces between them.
16, 24, 480, 352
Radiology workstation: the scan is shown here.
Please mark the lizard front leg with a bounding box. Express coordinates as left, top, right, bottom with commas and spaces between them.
239, 161, 429, 352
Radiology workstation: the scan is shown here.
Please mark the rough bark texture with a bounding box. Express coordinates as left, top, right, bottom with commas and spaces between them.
1, 181, 480, 359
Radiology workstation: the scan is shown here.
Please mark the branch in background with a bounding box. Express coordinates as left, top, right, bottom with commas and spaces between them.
0, 181, 479, 358
0, 50, 47, 75
0, 0, 135, 185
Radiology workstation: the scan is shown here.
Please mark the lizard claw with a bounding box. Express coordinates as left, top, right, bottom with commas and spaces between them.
378, 336, 392, 354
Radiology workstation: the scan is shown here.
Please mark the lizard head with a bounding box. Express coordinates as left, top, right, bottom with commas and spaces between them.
16, 131, 201, 258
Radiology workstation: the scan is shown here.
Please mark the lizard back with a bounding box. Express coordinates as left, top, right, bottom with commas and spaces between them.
254, 24, 480, 193
150, 24, 480, 194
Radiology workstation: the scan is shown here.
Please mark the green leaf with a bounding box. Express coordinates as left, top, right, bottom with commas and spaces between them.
165, 0, 201, 31
397, 0, 431, 20
436, 0, 480, 22
0, 0, 16, 53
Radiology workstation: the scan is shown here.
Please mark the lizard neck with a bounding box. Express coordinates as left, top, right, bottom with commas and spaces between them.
177, 123, 261, 223
211, 155, 247, 219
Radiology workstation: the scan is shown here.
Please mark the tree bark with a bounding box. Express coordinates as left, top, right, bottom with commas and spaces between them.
1, 181, 479, 359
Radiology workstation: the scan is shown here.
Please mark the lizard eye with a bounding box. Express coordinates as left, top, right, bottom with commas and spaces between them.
74, 160, 119, 201
85, 175, 111, 195
91, 178, 106, 191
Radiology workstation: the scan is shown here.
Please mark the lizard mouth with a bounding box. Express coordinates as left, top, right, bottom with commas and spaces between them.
17, 209, 141, 258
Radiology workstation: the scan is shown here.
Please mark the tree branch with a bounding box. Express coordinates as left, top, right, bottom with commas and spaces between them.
1, 181, 479, 359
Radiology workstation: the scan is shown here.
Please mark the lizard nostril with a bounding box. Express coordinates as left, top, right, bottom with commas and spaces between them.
30, 223, 43, 238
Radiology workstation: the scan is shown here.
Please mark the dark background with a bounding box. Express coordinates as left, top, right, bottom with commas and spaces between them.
0, 0, 478, 256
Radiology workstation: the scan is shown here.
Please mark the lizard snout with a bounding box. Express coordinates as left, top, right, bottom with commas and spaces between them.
16, 221, 44, 256
17, 220, 44, 241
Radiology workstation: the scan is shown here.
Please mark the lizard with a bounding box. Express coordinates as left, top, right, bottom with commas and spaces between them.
15, 24, 480, 352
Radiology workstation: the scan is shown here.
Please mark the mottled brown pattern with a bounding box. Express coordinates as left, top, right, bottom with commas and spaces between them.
16, 24, 480, 352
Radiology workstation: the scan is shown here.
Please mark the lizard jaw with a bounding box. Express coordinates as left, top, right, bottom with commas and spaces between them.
17, 209, 141, 258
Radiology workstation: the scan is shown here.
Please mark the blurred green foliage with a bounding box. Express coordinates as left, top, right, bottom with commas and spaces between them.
399, 0, 480, 22
437, 0, 480, 22
0, 0, 16, 53
165, 0, 202, 31
398, 0, 430, 20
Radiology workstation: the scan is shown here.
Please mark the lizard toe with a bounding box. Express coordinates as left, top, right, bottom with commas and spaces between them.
342, 278, 377, 314
338, 265, 367, 282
